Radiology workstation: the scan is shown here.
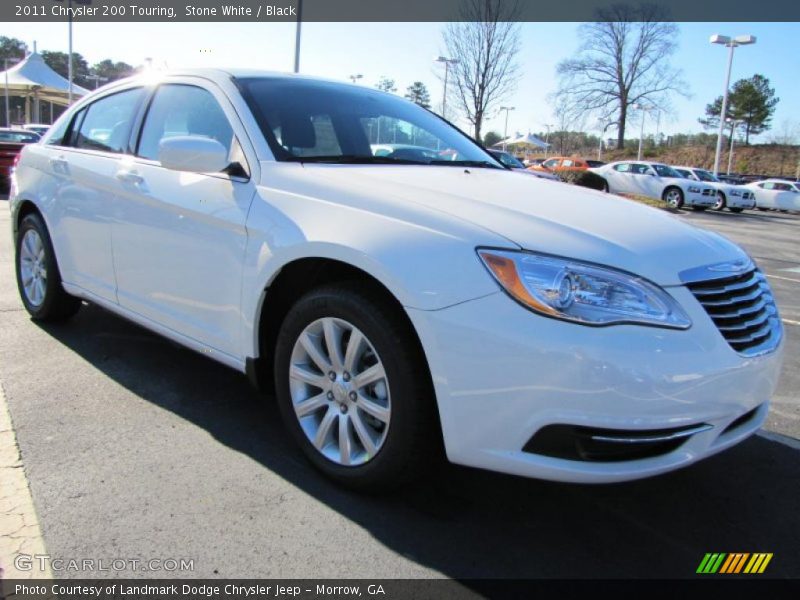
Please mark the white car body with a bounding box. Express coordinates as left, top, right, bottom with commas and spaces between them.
673, 166, 756, 210
9, 70, 784, 484
744, 179, 800, 211
590, 160, 717, 208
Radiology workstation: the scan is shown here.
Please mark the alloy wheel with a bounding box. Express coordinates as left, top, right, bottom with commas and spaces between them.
288, 317, 391, 466
19, 229, 47, 307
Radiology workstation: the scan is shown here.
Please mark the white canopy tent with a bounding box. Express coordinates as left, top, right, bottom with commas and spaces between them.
493, 132, 551, 150
2, 51, 90, 126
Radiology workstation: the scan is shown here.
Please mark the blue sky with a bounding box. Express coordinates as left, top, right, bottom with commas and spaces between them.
5, 21, 799, 140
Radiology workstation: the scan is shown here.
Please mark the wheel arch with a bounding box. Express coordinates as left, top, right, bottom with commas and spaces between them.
248, 257, 435, 404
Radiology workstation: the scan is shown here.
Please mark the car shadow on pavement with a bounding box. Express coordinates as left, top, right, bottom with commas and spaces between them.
34, 304, 800, 581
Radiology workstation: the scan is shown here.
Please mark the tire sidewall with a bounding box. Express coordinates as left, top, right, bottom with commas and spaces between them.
274, 286, 430, 488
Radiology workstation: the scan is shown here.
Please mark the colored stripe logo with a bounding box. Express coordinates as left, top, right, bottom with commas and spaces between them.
697, 553, 773, 574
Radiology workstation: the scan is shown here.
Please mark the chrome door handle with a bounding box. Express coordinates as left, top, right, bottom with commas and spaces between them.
115, 170, 144, 185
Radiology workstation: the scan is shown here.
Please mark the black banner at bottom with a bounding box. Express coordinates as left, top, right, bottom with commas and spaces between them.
3, 579, 800, 600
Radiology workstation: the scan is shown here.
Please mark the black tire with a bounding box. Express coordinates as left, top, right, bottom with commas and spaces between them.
15, 213, 81, 321
713, 192, 726, 211
757, 207, 768, 211
729, 207, 743, 213
274, 283, 439, 491
662, 186, 684, 209
600, 179, 609, 193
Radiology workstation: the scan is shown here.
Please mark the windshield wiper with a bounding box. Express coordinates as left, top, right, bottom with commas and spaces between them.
287, 155, 427, 165
428, 160, 503, 169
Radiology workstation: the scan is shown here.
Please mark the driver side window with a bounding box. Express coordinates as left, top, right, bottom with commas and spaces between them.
138, 84, 234, 162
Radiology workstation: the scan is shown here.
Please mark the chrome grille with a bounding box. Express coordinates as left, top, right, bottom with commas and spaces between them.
686, 269, 781, 356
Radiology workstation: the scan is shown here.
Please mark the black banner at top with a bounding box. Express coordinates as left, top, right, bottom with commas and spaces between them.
2, 0, 799, 22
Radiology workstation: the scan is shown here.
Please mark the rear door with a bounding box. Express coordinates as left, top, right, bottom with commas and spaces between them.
46, 87, 146, 301
111, 78, 258, 358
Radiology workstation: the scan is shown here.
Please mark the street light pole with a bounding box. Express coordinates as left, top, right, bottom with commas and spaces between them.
633, 103, 654, 161
726, 118, 737, 175
710, 34, 756, 176
543, 124, 553, 158
293, 0, 303, 73
499, 106, 514, 150
434, 56, 458, 120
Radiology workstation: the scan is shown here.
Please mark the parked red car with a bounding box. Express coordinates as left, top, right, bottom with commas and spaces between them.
0, 128, 40, 189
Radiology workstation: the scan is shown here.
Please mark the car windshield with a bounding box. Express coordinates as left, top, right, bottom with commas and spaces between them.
236, 77, 502, 168
651, 164, 682, 178
490, 150, 524, 168
694, 169, 719, 183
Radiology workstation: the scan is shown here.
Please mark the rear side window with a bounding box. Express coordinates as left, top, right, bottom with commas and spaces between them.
137, 84, 234, 162
73, 88, 145, 154
613, 163, 631, 173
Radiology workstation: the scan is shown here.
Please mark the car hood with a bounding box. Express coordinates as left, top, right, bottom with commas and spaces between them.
290, 164, 748, 286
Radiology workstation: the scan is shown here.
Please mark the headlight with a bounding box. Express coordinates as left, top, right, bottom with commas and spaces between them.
688, 186, 701, 193
478, 249, 692, 329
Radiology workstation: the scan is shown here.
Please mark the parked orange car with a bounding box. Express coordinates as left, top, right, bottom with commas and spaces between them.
528, 156, 589, 174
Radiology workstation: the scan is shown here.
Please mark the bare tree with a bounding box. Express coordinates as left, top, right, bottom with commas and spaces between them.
555, 4, 686, 147
441, 0, 521, 141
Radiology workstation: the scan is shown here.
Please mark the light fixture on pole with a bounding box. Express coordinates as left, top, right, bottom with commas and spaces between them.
348, 74, 363, 84
499, 106, 514, 150
4, 57, 21, 128
633, 103, 655, 161
434, 56, 458, 119
710, 34, 756, 176
293, 0, 303, 73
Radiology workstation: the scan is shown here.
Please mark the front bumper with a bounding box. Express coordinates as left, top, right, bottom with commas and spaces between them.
407, 288, 783, 483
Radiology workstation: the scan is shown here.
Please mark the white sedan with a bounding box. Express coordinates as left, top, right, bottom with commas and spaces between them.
673, 166, 756, 212
10, 70, 783, 489
590, 161, 717, 209
744, 179, 800, 212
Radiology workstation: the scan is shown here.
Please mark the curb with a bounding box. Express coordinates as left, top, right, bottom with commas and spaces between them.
0, 383, 51, 580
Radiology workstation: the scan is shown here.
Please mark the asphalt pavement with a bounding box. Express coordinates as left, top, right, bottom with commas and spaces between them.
0, 196, 798, 581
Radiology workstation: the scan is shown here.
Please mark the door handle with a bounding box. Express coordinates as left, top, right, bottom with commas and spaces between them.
115, 169, 144, 185
49, 156, 68, 171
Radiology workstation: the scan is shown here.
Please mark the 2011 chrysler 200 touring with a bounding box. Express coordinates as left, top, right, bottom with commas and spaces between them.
10, 70, 784, 489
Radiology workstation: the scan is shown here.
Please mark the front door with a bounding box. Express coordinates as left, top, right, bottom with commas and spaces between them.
111, 81, 257, 359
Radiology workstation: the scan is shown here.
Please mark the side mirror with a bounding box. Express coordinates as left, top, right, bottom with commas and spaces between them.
158, 136, 229, 173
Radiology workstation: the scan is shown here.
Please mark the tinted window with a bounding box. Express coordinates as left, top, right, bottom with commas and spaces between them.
74, 88, 144, 153
138, 85, 234, 162
613, 163, 631, 173
651, 164, 681, 178
45, 116, 70, 146
237, 77, 500, 167
562, 159, 574, 167
543, 159, 560, 169
0, 131, 39, 143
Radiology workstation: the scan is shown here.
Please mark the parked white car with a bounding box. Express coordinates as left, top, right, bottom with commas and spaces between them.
744, 179, 800, 212
10, 70, 783, 489
590, 161, 717, 209
673, 166, 756, 212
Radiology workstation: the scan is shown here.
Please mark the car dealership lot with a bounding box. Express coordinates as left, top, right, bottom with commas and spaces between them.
0, 198, 798, 580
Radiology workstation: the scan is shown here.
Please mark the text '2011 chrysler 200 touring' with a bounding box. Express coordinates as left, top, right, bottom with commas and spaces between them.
10, 70, 784, 489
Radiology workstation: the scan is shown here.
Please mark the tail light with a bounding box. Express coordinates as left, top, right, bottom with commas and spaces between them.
12, 152, 22, 169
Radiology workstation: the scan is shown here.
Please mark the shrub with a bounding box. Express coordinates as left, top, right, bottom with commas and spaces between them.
557, 170, 607, 191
